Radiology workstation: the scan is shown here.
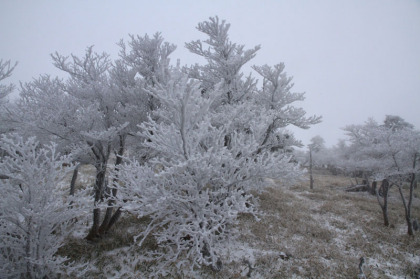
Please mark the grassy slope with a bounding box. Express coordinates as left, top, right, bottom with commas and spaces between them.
234, 174, 420, 278
61, 170, 420, 278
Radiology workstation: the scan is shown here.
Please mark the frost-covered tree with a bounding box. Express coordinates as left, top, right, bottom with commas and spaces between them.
115, 17, 320, 276
185, 17, 321, 152
115, 32, 177, 155
309, 135, 325, 153
252, 64, 321, 142
295, 138, 348, 176
0, 59, 17, 104
185, 16, 259, 105
116, 76, 303, 275
95, 33, 177, 234
0, 60, 17, 136
383, 114, 414, 131
11, 35, 175, 239
14, 48, 128, 240
308, 135, 326, 189
2, 17, 321, 275
0, 135, 86, 278
9, 47, 131, 239
327, 139, 351, 175
344, 117, 420, 234
118, 33, 175, 88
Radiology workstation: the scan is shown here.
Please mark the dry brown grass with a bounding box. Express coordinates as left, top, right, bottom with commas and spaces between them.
58, 214, 142, 261
60, 171, 420, 278
198, 172, 420, 278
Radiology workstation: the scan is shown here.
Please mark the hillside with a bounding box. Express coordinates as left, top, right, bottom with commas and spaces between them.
60, 171, 420, 278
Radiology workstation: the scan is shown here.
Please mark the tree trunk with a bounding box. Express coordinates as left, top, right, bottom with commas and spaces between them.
371, 181, 377, 195
98, 208, 114, 235
382, 206, 390, 227
398, 172, 416, 236
107, 207, 123, 229
407, 218, 414, 236
376, 179, 390, 227
26, 217, 32, 279
69, 164, 81, 197
309, 149, 314, 189
407, 173, 416, 236
86, 162, 108, 240
98, 135, 125, 235
362, 172, 371, 194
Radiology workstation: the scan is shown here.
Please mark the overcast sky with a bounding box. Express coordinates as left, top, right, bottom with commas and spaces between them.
1, 0, 419, 147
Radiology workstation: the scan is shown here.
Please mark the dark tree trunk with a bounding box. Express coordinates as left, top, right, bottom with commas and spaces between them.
224, 134, 231, 149
309, 149, 314, 189
371, 181, 377, 195
69, 164, 81, 197
98, 135, 125, 235
107, 207, 123, 229
25, 217, 32, 279
382, 206, 390, 227
86, 162, 108, 240
407, 219, 414, 236
98, 208, 114, 235
362, 172, 371, 193
376, 179, 390, 227
398, 172, 416, 236
407, 175, 415, 235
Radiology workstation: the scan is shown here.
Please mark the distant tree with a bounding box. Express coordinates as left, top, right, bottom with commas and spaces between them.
318, 139, 350, 176
0, 135, 85, 278
308, 135, 325, 189
382, 114, 414, 131
0, 59, 17, 136
0, 59, 17, 104
309, 135, 326, 152
343, 117, 420, 234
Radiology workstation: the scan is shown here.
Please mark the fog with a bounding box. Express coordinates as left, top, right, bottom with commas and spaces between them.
1, 0, 419, 146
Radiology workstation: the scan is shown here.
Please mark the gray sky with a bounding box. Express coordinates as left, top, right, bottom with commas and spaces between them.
1, 0, 420, 147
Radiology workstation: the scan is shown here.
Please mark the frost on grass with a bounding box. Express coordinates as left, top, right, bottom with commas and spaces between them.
60, 172, 420, 278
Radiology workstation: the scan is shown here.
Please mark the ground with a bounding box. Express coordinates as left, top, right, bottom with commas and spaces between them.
61, 168, 420, 278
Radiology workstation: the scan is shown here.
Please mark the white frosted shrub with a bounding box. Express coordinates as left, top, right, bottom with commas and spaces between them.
116, 77, 303, 276
0, 135, 86, 278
